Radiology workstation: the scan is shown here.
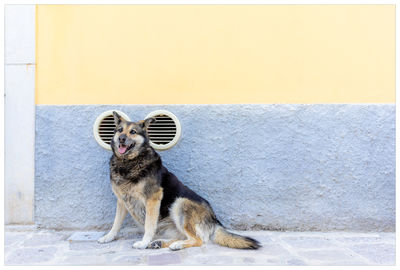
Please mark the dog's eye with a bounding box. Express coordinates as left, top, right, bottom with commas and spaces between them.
130, 130, 136, 135
117, 127, 123, 133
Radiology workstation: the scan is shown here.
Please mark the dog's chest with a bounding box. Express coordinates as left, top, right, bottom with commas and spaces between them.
111, 180, 147, 225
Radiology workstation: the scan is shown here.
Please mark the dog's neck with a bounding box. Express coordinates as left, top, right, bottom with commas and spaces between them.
111, 146, 161, 184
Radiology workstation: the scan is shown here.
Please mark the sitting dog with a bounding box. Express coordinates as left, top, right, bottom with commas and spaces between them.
98, 111, 261, 250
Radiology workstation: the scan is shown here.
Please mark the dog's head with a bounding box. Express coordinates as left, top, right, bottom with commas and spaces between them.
111, 111, 155, 159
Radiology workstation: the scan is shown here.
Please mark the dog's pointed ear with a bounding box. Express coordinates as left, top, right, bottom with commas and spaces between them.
113, 111, 125, 126
141, 117, 156, 130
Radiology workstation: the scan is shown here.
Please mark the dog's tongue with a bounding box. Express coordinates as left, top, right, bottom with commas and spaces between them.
118, 145, 128, 154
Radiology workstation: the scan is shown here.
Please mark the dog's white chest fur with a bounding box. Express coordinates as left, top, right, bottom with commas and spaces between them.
111, 181, 146, 226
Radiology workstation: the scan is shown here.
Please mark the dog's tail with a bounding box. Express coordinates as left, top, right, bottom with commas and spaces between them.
211, 225, 261, 250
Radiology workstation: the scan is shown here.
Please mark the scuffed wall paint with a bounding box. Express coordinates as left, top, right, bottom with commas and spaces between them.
5, 5, 36, 224
35, 104, 395, 231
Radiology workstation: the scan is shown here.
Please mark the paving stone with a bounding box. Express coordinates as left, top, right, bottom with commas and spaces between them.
378, 233, 396, 244
23, 233, 66, 246
67, 231, 105, 241
247, 254, 297, 265
348, 243, 396, 265
256, 242, 292, 257
147, 252, 182, 265
281, 236, 337, 249
4, 232, 28, 246
241, 257, 256, 264
286, 258, 307, 265
69, 240, 119, 251
325, 260, 370, 266
297, 249, 366, 265
195, 255, 240, 265
61, 255, 108, 265
5, 246, 58, 265
110, 255, 144, 265
171, 242, 232, 258
335, 236, 384, 244
178, 245, 207, 258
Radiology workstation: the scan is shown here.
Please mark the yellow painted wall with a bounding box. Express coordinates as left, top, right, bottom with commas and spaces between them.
36, 5, 395, 105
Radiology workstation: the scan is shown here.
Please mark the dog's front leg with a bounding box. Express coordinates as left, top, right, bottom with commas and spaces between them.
98, 199, 127, 243
132, 189, 163, 249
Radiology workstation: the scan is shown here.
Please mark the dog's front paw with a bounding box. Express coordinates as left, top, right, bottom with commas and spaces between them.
132, 240, 149, 249
97, 233, 116, 243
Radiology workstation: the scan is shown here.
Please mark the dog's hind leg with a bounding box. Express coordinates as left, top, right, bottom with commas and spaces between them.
168, 222, 203, 251
98, 199, 127, 243
167, 198, 207, 251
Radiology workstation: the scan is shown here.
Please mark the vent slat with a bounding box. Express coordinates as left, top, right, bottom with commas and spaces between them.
148, 130, 176, 132
149, 134, 175, 137
149, 124, 176, 126
148, 132, 176, 134
148, 127, 177, 130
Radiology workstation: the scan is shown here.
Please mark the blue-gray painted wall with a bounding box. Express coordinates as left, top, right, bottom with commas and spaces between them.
35, 104, 395, 231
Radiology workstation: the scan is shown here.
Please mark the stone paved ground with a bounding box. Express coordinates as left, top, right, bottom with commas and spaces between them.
4, 225, 396, 266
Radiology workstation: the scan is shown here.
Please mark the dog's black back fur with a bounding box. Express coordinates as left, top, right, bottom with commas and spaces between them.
158, 166, 212, 219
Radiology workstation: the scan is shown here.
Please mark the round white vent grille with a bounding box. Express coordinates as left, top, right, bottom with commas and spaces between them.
145, 110, 181, 150
93, 110, 131, 150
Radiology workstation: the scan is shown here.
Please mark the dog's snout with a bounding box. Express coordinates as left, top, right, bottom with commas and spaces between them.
119, 134, 127, 143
